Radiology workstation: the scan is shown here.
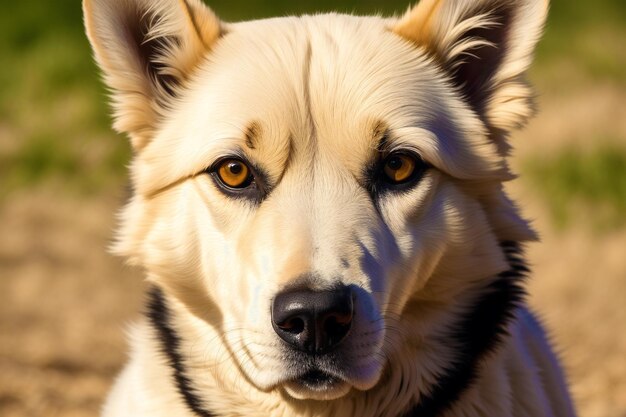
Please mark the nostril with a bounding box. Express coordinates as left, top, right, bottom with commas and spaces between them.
278, 317, 305, 334
326, 311, 353, 326
322, 312, 352, 341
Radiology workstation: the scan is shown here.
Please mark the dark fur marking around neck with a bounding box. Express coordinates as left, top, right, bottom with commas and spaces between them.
147, 287, 215, 417
146, 241, 527, 417
403, 241, 529, 417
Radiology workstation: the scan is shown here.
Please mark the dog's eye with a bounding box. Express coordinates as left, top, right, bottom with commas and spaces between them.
216, 159, 252, 188
382, 153, 424, 184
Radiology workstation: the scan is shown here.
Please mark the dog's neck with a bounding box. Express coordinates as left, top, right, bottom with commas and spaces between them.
146, 241, 528, 417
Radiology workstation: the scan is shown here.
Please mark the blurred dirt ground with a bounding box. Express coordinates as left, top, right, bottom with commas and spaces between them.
511, 82, 626, 417
1, 67, 625, 417
0, 191, 144, 417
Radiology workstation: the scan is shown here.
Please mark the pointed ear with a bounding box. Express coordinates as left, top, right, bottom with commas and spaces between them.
83, 0, 222, 150
393, 0, 548, 153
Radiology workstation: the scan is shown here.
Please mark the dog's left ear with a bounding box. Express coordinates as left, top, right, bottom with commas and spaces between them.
83, 0, 222, 150
393, 0, 548, 153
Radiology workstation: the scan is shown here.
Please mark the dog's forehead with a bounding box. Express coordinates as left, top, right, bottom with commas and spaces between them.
196, 14, 441, 146
135, 14, 498, 195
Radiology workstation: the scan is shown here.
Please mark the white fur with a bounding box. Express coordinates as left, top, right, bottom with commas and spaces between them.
83, 0, 576, 416
103, 307, 575, 417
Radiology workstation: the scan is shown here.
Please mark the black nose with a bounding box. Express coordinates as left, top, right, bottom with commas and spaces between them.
271, 286, 354, 354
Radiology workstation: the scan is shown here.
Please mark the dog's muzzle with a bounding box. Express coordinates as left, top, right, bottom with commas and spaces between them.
271, 285, 353, 354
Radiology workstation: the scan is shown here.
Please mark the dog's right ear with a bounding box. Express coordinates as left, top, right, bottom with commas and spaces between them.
83, 0, 222, 150
393, 0, 548, 155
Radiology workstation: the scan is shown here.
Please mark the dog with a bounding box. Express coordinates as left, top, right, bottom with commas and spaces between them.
83, 0, 577, 415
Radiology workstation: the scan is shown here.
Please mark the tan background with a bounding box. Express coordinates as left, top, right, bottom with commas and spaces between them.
1, 0, 624, 416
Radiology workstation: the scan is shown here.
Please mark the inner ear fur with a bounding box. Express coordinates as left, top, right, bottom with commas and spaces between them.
393, 0, 548, 154
83, 0, 222, 150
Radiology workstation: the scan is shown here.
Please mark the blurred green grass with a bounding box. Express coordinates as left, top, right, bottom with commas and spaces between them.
0, 0, 625, 223
535, 0, 626, 84
524, 144, 626, 231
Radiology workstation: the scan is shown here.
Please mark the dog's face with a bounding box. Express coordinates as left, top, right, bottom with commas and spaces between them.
85, 0, 545, 404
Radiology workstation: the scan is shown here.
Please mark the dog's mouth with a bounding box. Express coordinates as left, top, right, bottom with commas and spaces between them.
283, 369, 351, 400
299, 370, 340, 390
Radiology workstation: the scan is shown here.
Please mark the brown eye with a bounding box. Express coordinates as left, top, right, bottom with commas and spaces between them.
383, 153, 417, 183
217, 159, 251, 188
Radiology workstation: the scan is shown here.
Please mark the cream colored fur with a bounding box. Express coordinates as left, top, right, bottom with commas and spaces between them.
83, 0, 576, 416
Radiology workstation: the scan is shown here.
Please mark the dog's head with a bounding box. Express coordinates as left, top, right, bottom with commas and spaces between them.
85, 0, 546, 404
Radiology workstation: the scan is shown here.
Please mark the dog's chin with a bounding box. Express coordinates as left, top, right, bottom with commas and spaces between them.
283, 371, 352, 401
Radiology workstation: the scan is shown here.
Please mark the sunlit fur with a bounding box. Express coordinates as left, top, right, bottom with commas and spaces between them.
84, 0, 576, 416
